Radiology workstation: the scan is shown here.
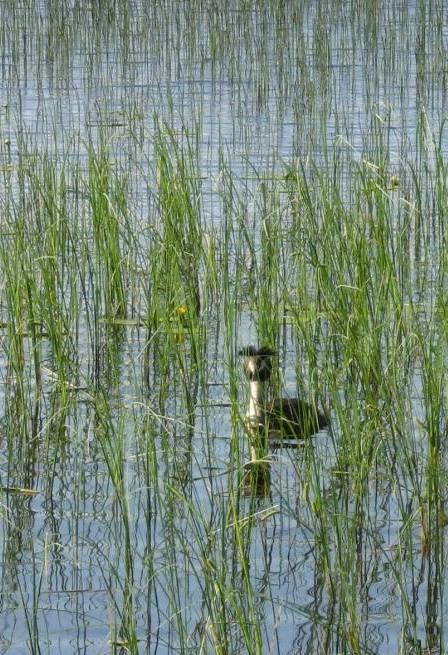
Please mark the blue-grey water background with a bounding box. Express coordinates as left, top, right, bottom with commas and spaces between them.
0, 1, 447, 653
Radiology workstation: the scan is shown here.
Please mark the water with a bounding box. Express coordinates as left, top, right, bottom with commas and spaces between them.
0, 1, 446, 653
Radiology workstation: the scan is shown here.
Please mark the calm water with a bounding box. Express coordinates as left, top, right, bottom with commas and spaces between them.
0, 2, 447, 653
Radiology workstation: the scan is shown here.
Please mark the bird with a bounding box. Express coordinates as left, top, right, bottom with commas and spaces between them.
239, 345, 328, 443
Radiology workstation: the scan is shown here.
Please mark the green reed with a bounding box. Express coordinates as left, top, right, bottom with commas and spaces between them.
0, 129, 444, 654
153, 123, 202, 319
1, 2, 448, 654
87, 136, 127, 322
92, 390, 138, 652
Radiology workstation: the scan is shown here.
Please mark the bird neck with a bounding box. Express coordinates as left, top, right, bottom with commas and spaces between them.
247, 380, 266, 425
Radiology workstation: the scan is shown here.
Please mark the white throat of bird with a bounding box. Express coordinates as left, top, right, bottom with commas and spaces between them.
246, 379, 265, 427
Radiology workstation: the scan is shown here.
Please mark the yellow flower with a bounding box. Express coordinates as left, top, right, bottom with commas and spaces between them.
176, 304, 187, 318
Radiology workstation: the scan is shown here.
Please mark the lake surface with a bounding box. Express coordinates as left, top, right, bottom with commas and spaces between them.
0, 2, 447, 654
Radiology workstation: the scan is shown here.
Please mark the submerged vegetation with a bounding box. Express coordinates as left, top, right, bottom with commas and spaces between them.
0, 1, 448, 653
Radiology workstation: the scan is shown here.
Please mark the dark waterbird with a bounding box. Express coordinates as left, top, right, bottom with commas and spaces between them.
239, 345, 328, 442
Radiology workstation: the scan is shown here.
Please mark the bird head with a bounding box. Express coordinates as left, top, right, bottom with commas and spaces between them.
238, 346, 276, 382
